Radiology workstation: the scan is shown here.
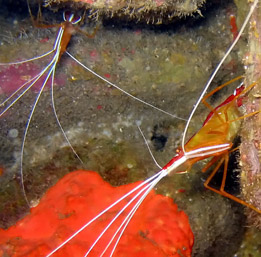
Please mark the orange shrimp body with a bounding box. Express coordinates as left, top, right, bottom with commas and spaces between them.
59, 12, 81, 59
163, 83, 245, 174
184, 85, 244, 155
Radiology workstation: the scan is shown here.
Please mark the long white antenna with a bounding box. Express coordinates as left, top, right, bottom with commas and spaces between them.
181, 0, 259, 153
137, 124, 162, 169
66, 51, 187, 121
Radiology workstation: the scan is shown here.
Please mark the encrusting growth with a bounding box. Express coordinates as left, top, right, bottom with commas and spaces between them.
0, 170, 194, 257
43, 0, 206, 24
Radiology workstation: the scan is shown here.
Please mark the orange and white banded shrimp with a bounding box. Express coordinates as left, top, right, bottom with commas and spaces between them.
44, 0, 261, 256
0, 0, 260, 256
0, 7, 92, 207
0, 1, 187, 209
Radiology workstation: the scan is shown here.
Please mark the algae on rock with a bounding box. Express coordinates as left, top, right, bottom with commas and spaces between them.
44, 0, 207, 24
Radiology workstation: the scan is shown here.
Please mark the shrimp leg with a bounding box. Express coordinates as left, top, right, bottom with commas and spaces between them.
204, 153, 261, 214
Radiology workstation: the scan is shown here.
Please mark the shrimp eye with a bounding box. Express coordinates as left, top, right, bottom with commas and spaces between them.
63, 11, 81, 24
233, 82, 245, 107
233, 82, 245, 96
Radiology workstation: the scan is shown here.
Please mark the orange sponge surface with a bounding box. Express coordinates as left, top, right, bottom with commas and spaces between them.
0, 170, 194, 257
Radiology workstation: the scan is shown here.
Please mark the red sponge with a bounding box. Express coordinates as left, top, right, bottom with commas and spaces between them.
0, 170, 194, 257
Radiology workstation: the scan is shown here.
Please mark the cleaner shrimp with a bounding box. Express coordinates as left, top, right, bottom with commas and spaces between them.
42, 0, 261, 256
0, 6, 92, 206
0, 1, 186, 208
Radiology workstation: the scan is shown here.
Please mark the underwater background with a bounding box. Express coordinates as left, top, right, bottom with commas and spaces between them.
0, 0, 260, 256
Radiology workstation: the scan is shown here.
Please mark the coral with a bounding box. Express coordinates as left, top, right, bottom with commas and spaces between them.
0, 170, 194, 257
